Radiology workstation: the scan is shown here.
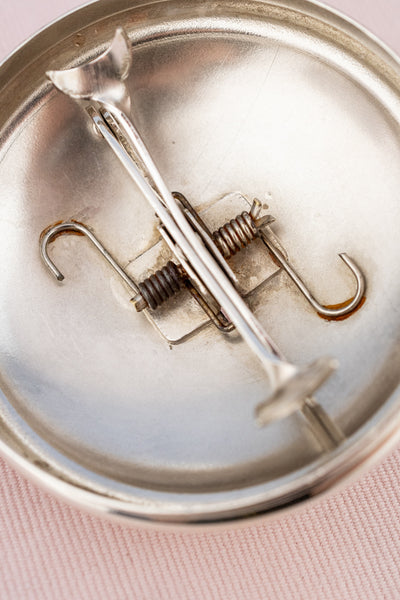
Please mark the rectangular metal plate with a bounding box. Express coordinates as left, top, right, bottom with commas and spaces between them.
125, 192, 285, 343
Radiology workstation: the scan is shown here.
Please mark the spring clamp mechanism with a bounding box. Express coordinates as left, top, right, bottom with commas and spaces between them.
40, 28, 366, 427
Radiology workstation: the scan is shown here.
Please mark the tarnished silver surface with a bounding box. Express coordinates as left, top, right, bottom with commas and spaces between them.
0, 0, 400, 526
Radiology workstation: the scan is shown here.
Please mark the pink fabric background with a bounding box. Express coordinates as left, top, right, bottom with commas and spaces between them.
1, 1, 400, 598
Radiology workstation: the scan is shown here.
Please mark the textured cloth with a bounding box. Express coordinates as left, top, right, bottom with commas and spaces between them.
1, 1, 400, 599
2, 451, 400, 600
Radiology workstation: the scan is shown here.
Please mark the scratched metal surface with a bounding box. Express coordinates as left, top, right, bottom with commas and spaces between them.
0, 0, 400, 525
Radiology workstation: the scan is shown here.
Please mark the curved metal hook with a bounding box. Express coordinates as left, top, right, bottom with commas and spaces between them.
259, 228, 366, 319
39, 221, 138, 294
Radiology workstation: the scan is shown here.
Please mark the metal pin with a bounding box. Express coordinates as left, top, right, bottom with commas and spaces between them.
44, 27, 358, 424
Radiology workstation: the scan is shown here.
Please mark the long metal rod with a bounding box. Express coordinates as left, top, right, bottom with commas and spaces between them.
92, 110, 291, 387
46, 28, 337, 419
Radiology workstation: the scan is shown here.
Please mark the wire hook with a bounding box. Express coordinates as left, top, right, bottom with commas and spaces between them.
258, 226, 366, 319
39, 221, 139, 294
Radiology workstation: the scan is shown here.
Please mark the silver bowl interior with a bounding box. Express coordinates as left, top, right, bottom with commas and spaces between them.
1, 0, 400, 523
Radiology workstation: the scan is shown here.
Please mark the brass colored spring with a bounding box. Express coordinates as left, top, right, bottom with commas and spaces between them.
212, 212, 258, 259
133, 211, 260, 311
136, 261, 182, 311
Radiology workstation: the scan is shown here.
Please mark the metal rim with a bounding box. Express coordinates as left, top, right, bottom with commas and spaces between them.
1, 0, 400, 527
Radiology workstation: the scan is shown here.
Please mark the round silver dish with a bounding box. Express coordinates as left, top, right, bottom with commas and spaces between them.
1, 0, 400, 527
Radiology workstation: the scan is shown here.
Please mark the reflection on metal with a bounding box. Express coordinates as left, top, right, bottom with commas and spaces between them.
41, 26, 366, 429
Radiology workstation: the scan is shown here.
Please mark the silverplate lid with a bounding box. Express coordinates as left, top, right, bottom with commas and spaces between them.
1, 0, 400, 527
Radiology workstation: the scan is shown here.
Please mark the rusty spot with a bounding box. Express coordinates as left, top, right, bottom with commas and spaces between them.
319, 296, 366, 321
39, 220, 85, 243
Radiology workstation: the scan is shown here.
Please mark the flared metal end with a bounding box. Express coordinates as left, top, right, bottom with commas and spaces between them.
256, 357, 338, 425
46, 27, 132, 110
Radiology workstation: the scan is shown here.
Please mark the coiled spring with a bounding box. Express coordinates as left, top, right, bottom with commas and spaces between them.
137, 261, 182, 311
212, 212, 258, 259
133, 211, 259, 311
